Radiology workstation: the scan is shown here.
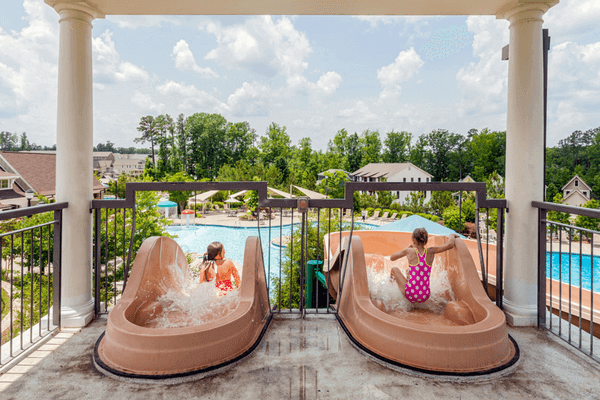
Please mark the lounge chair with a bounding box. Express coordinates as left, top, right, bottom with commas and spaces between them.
344, 209, 352, 220
386, 213, 397, 221
368, 211, 380, 221
401, 214, 407, 219
380, 212, 389, 221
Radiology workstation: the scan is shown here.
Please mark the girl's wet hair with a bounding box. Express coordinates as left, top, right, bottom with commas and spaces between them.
203, 241, 224, 263
412, 228, 428, 245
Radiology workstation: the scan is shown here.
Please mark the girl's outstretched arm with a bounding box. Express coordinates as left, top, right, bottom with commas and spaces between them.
390, 247, 411, 261
429, 234, 459, 255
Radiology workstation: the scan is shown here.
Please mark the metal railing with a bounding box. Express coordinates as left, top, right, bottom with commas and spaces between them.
92, 181, 505, 320
533, 201, 600, 363
0, 202, 66, 368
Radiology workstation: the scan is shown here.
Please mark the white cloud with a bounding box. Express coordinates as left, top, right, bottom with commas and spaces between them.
202, 16, 311, 84
92, 30, 149, 83
315, 71, 343, 96
226, 81, 272, 117
156, 80, 228, 113
131, 91, 164, 113
338, 101, 378, 124
106, 15, 182, 30
455, 16, 509, 116
377, 47, 423, 100
354, 16, 431, 27
172, 40, 219, 78
0, 0, 58, 144
545, 0, 600, 40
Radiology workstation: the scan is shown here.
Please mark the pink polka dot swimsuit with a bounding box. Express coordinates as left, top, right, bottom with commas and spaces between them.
405, 248, 431, 303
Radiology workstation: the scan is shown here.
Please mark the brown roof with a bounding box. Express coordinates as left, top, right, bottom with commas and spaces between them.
0, 170, 19, 178
0, 152, 106, 196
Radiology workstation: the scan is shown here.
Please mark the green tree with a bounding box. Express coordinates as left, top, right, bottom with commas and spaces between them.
135, 116, 158, 165
574, 199, 600, 238
166, 172, 194, 213
405, 191, 426, 213
259, 123, 291, 165
360, 129, 381, 166
187, 113, 229, 179
429, 190, 454, 217
383, 130, 412, 163
317, 170, 348, 199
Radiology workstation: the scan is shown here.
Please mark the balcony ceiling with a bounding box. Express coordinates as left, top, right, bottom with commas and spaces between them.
45, 0, 547, 17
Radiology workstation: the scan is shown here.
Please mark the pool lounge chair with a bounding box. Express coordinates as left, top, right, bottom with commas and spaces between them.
368, 211, 380, 221
379, 212, 389, 221
385, 212, 397, 221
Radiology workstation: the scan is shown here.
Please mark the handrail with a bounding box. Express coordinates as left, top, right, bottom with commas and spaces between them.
0, 202, 68, 221
532, 200, 600, 219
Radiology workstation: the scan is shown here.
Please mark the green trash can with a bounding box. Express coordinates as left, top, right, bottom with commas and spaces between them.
306, 260, 323, 309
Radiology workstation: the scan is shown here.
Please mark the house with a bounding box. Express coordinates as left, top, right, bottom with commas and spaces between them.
452, 175, 476, 200
561, 175, 592, 207
112, 154, 147, 177
93, 152, 116, 176
316, 169, 349, 185
350, 163, 433, 203
0, 151, 106, 209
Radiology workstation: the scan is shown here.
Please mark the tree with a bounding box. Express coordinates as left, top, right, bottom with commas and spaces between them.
187, 113, 229, 179
547, 193, 570, 235
225, 121, 257, 165
20, 132, 31, 151
360, 129, 381, 166
259, 123, 291, 165
405, 191, 426, 213
166, 172, 194, 213
419, 129, 464, 182
317, 170, 348, 199
346, 132, 363, 172
429, 190, 454, 217
135, 116, 158, 165
574, 199, 600, 238
96, 140, 116, 153
383, 131, 412, 163
176, 113, 188, 172
466, 129, 506, 180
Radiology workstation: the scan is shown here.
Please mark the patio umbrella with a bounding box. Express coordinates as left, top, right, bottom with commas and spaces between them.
157, 200, 177, 219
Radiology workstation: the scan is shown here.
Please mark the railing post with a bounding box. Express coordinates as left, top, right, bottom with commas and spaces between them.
496, 208, 504, 309
94, 209, 101, 317
538, 208, 547, 328
53, 210, 63, 328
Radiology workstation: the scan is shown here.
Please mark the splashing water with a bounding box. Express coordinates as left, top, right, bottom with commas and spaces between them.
366, 255, 455, 314
149, 260, 244, 328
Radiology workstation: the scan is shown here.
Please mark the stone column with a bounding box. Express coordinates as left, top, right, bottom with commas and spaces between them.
50, 0, 104, 327
497, 1, 557, 326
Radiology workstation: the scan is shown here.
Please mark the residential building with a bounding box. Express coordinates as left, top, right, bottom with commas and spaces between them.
113, 154, 147, 176
0, 151, 106, 209
350, 163, 433, 203
93, 152, 116, 176
562, 175, 592, 207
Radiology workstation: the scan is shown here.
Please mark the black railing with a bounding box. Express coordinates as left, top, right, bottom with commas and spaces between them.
91, 181, 505, 318
533, 201, 600, 363
0, 202, 66, 368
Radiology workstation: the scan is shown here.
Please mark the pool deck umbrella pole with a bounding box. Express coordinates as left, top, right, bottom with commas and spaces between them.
46, 0, 558, 328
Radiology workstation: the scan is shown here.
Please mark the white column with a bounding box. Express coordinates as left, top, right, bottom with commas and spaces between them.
51, 1, 104, 327
498, 1, 556, 326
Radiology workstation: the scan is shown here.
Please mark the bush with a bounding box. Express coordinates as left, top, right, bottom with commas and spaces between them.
442, 206, 465, 233
213, 201, 224, 208
383, 209, 393, 215
390, 202, 402, 211
366, 207, 374, 217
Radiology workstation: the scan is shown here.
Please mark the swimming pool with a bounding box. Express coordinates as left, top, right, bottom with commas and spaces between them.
167, 222, 376, 279
547, 253, 600, 293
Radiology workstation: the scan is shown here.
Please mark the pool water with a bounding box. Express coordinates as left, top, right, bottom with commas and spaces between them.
547, 253, 600, 293
167, 222, 375, 281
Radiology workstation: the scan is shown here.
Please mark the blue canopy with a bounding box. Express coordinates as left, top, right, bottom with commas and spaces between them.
157, 200, 177, 208
373, 215, 465, 238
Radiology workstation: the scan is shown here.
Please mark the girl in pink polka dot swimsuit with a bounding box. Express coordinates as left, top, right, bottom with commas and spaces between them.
390, 228, 458, 304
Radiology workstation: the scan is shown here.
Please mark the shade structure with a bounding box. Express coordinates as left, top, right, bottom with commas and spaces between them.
229, 190, 248, 199
189, 190, 219, 203
268, 187, 294, 199
374, 215, 465, 238
157, 200, 177, 208
292, 185, 326, 199
224, 198, 241, 203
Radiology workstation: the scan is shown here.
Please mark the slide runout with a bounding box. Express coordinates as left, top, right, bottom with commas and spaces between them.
325, 231, 517, 374
95, 236, 271, 378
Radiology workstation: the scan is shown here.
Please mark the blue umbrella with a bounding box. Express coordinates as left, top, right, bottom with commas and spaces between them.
373, 215, 465, 238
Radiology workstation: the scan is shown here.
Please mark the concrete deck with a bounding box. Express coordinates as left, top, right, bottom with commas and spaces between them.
2, 314, 600, 399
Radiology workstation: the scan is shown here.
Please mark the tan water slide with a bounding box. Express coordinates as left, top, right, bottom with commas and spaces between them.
94, 236, 271, 379
324, 231, 518, 374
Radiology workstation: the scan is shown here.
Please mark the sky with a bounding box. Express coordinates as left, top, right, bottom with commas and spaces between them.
0, 0, 599, 151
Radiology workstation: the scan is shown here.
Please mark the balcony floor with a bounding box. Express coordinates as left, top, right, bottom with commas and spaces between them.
1, 314, 600, 399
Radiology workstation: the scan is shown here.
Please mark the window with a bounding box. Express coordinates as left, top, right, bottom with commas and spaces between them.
418, 177, 421, 182
566, 190, 570, 195
426, 177, 430, 182
575, 180, 578, 187
403, 177, 406, 182
411, 177, 414, 182
583, 191, 587, 197
0, 180, 7, 189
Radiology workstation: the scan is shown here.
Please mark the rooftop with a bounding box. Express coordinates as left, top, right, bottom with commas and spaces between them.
1, 315, 599, 399
351, 163, 433, 179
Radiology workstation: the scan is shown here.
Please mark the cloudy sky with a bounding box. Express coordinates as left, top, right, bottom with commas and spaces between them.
0, 0, 599, 150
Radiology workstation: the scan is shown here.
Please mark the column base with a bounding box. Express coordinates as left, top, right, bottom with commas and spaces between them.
61, 297, 95, 328
503, 299, 538, 327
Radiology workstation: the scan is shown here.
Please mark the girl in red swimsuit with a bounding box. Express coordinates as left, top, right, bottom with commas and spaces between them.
198, 242, 241, 296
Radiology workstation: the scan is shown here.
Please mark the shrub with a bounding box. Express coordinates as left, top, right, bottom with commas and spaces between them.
390, 202, 402, 211
442, 206, 465, 233
366, 207, 374, 217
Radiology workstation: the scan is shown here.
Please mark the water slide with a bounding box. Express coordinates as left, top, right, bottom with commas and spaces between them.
94, 236, 272, 379
324, 231, 518, 375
